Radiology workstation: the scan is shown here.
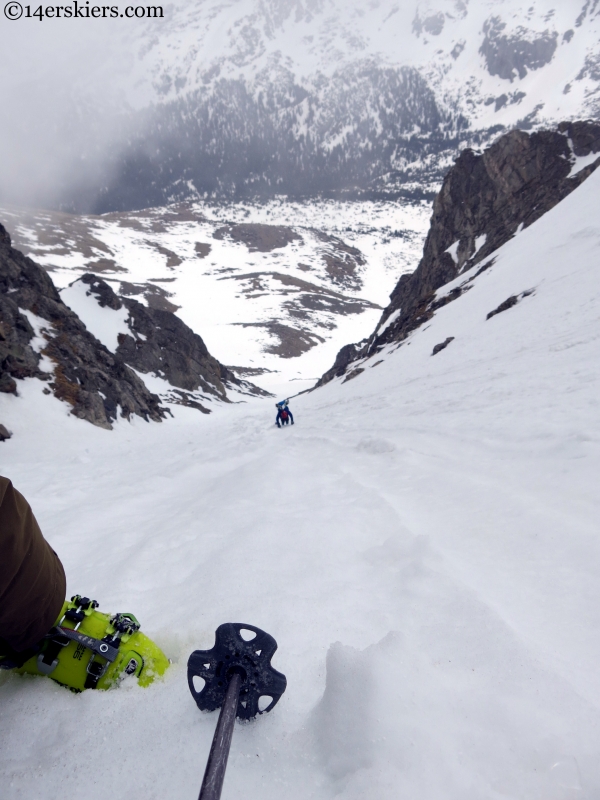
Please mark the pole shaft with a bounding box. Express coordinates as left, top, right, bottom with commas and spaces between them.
198, 672, 242, 800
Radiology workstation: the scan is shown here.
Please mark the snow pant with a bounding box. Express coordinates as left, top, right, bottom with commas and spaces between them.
0, 477, 66, 652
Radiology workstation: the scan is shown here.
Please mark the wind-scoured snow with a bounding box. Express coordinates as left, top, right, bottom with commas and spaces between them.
1, 169, 600, 798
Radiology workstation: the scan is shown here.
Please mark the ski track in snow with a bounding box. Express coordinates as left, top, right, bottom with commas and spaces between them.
1, 171, 600, 798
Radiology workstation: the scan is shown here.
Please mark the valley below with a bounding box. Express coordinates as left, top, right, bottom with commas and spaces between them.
1, 166, 600, 798
1, 197, 430, 396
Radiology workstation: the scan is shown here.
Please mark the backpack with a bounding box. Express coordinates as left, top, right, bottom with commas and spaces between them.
280, 409, 289, 421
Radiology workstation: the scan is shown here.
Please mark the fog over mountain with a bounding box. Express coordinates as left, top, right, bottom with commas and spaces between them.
1, 0, 599, 211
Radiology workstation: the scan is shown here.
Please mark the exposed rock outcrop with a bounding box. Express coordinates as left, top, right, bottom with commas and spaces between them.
431, 337, 455, 356
480, 17, 558, 81
317, 121, 600, 386
213, 224, 302, 252
0, 224, 165, 428
72, 274, 269, 402
314, 232, 366, 291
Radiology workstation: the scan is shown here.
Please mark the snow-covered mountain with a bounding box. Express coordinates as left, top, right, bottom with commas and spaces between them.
94, 0, 600, 209
319, 119, 600, 384
1, 126, 600, 799
2, 0, 599, 211
126, 0, 600, 122
0, 221, 268, 428
3, 119, 597, 418
1, 4, 600, 791
0, 198, 430, 394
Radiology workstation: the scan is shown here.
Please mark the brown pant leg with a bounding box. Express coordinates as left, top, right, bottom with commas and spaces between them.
0, 477, 66, 651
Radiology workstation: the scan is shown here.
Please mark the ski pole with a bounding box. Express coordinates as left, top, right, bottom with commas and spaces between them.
188, 623, 287, 800
197, 671, 242, 800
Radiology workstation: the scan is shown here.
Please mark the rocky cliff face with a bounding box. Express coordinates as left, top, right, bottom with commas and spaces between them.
73, 274, 268, 411
317, 121, 600, 386
0, 224, 165, 428
0, 225, 266, 428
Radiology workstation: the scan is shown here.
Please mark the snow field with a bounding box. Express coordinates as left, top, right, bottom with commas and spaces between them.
4, 197, 431, 391
60, 280, 131, 352
1, 169, 600, 798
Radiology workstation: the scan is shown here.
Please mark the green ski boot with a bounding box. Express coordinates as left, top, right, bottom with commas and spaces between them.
16, 595, 169, 691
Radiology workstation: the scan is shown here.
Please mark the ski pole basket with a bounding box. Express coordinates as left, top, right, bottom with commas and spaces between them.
188, 623, 287, 800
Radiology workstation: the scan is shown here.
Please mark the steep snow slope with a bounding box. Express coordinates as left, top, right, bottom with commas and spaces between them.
1, 166, 600, 797
317, 121, 600, 385
1, 198, 430, 394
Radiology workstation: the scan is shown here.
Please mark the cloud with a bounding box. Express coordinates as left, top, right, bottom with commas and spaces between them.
0, 14, 154, 209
